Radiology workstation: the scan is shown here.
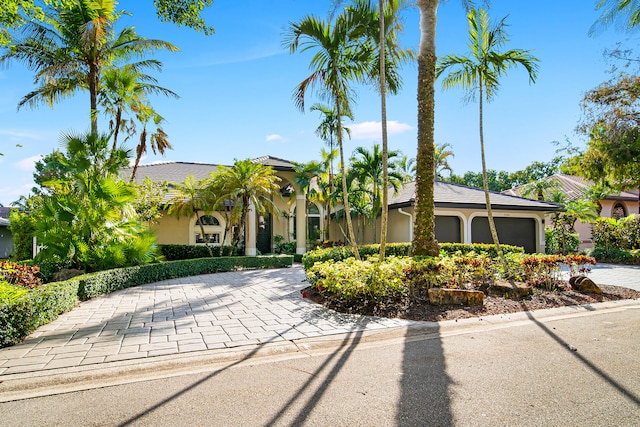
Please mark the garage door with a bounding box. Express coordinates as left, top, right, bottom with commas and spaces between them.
471, 217, 536, 253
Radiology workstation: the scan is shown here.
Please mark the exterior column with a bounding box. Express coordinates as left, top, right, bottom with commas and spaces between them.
296, 193, 307, 255
246, 202, 257, 256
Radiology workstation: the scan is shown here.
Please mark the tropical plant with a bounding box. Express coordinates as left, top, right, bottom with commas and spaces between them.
32, 131, 158, 271
100, 63, 179, 154
166, 174, 218, 257
348, 0, 414, 261
591, 0, 640, 34
0, 0, 178, 134
395, 154, 415, 183
349, 143, 403, 242
436, 7, 539, 271
285, 7, 373, 260
217, 160, 282, 251
434, 142, 455, 179
129, 104, 172, 182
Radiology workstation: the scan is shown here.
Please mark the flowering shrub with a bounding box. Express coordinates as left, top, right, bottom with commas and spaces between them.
0, 261, 43, 289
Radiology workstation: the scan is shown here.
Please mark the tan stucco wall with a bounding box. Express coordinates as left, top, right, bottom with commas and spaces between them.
151, 212, 190, 245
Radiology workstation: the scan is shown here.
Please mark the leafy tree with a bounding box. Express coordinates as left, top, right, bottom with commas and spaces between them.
32, 131, 158, 271
436, 7, 539, 270
1, 0, 178, 134
285, 8, 373, 260
134, 177, 167, 225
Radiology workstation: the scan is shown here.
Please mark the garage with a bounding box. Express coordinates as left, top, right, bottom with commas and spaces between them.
471, 217, 537, 253
435, 215, 461, 243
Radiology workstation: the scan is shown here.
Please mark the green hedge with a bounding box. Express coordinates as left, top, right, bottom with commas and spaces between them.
1, 279, 80, 347
302, 242, 524, 270
158, 244, 238, 260
1, 255, 293, 348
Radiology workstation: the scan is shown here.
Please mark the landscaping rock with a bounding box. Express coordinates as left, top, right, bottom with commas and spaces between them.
483, 280, 533, 299
571, 276, 602, 294
428, 288, 484, 306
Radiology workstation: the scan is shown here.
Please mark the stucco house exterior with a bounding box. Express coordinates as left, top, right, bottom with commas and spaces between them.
124, 157, 562, 255
0, 207, 13, 259
503, 174, 639, 249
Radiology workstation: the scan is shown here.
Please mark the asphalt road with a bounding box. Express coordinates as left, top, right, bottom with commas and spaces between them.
1, 304, 638, 426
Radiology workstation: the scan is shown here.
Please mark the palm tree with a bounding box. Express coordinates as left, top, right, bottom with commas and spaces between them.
166, 175, 217, 257
100, 62, 179, 153
591, 0, 640, 34
436, 7, 539, 269
434, 142, 455, 179
350, 0, 414, 260
395, 155, 415, 183
129, 104, 172, 182
217, 160, 281, 251
1, 0, 178, 134
350, 143, 403, 242
285, 9, 372, 260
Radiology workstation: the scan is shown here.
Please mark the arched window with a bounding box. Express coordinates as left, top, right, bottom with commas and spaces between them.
196, 215, 220, 226
193, 214, 224, 245
612, 203, 627, 220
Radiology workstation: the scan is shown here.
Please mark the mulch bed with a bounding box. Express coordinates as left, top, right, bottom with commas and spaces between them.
301, 283, 640, 322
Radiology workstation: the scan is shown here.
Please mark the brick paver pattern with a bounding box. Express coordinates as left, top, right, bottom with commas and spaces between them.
0, 266, 407, 375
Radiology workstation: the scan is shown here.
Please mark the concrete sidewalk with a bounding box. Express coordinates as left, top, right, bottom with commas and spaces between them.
0, 266, 407, 376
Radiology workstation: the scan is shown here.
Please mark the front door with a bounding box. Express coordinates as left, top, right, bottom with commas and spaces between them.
257, 214, 272, 254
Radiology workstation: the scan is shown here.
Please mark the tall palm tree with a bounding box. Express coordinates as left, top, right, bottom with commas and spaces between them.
1, 0, 178, 134
436, 7, 539, 269
285, 10, 373, 260
395, 154, 415, 183
349, 0, 414, 260
434, 142, 455, 179
166, 175, 217, 257
350, 143, 403, 242
217, 160, 281, 251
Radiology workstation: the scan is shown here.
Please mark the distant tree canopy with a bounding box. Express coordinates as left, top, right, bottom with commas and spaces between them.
1, 0, 214, 45
443, 158, 563, 192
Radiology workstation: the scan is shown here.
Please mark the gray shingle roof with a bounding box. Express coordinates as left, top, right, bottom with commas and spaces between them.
0, 217, 9, 227
0, 207, 10, 219
120, 161, 224, 186
390, 180, 561, 212
503, 174, 639, 202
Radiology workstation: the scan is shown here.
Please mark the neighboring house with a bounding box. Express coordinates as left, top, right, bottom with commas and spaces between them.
125, 158, 561, 254
0, 207, 13, 259
503, 174, 640, 249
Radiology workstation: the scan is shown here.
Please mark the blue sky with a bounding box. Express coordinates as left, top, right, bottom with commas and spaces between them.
0, 0, 634, 206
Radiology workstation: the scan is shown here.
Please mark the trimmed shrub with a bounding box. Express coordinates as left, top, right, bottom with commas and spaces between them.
0, 279, 80, 347
589, 247, 638, 264
302, 242, 524, 270
159, 244, 238, 260
307, 256, 413, 303
545, 227, 580, 254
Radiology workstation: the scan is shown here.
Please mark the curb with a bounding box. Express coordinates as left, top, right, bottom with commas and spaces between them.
1, 298, 638, 402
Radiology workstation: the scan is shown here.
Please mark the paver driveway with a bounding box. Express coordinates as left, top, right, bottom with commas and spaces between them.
0, 266, 407, 376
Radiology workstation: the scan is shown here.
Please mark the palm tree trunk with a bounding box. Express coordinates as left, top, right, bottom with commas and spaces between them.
478, 77, 508, 273
335, 87, 361, 260
89, 62, 99, 134
412, 0, 440, 257
379, 0, 389, 262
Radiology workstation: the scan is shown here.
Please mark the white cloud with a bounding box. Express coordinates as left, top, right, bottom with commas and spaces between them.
266, 134, 285, 142
348, 121, 413, 140
15, 154, 43, 171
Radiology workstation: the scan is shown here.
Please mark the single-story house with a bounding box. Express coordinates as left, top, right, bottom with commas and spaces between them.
0, 207, 13, 259
124, 156, 562, 255
503, 174, 639, 249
